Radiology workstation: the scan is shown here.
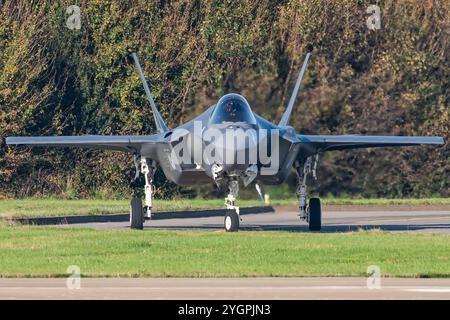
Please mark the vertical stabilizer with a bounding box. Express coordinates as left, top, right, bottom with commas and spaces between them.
278, 52, 311, 127
132, 52, 169, 133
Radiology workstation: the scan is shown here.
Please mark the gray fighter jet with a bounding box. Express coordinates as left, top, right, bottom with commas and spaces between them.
6, 52, 445, 231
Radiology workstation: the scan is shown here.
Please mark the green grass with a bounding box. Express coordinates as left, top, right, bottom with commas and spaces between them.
0, 198, 449, 219
0, 199, 263, 219
0, 226, 449, 277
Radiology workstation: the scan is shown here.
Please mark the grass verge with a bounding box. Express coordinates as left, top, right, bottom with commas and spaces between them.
0, 198, 449, 219
0, 226, 448, 277
0, 199, 264, 219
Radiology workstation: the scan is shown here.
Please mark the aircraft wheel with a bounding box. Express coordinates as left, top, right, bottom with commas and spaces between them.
308, 197, 321, 231
130, 197, 144, 230
224, 209, 239, 232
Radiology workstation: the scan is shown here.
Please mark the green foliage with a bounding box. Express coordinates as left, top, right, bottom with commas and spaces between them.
0, 0, 448, 198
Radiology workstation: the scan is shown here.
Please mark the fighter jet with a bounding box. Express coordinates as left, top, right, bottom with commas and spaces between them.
6, 52, 445, 232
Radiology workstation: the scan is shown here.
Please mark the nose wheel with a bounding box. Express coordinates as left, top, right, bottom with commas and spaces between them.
224, 180, 240, 232
224, 209, 240, 232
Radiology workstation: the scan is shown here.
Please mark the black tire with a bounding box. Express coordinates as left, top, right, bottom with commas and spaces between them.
308, 197, 321, 231
130, 197, 144, 230
224, 209, 239, 232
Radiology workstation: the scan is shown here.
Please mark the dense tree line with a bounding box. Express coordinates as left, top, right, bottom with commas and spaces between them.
0, 0, 448, 199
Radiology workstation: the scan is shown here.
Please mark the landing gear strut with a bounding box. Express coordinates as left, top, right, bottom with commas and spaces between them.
130, 155, 156, 230
224, 180, 240, 232
295, 155, 321, 231
141, 157, 156, 220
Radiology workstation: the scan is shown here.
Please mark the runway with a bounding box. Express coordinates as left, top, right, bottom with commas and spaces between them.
61, 206, 450, 234
1, 278, 450, 300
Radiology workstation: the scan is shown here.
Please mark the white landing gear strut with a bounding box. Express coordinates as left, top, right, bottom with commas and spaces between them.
224, 180, 240, 232
130, 156, 156, 229
140, 157, 156, 219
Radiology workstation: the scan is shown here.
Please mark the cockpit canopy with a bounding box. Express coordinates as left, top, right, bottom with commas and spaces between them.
209, 94, 256, 125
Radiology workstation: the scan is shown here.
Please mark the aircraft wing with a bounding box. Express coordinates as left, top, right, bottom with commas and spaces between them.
5, 135, 162, 153
298, 135, 445, 152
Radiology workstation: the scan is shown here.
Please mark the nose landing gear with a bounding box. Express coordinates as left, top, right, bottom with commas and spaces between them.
224, 180, 240, 232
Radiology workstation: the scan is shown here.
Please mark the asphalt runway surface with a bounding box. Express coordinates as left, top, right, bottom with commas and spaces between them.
1, 278, 450, 300
62, 207, 450, 234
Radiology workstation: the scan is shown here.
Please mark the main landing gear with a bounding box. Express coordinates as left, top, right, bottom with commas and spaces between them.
224, 180, 240, 232
295, 155, 321, 231
130, 156, 156, 230
130, 197, 144, 229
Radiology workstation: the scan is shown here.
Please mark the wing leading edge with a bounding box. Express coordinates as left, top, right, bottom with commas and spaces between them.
5, 135, 162, 153
298, 134, 445, 152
